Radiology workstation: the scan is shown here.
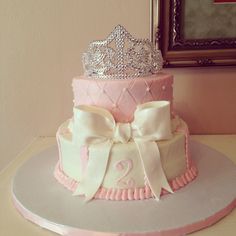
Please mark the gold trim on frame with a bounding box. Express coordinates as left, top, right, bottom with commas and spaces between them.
150, 0, 236, 67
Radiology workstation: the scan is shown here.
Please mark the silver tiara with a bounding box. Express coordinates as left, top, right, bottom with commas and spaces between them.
82, 25, 163, 79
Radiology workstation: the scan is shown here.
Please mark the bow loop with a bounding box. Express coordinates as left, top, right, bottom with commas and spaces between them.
133, 101, 172, 141
73, 105, 115, 145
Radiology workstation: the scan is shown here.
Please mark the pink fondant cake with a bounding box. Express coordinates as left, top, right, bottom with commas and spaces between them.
54, 25, 198, 202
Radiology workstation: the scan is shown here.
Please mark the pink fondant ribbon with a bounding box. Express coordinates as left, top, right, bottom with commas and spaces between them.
72, 101, 173, 201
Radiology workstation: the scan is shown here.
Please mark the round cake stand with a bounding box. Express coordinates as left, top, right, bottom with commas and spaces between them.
12, 140, 236, 236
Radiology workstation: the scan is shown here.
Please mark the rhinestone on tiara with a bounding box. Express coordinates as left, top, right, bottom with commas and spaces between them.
82, 25, 163, 79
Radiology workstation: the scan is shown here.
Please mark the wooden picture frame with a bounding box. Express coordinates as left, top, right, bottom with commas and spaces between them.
150, 0, 236, 67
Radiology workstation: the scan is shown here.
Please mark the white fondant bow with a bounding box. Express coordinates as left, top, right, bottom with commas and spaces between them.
72, 101, 173, 201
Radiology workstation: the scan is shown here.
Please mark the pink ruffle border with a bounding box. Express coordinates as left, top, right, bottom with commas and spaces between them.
54, 162, 198, 201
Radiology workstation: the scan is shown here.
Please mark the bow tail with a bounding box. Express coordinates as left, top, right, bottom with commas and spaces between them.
73, 140, 113, 201
135, 140, 173, 200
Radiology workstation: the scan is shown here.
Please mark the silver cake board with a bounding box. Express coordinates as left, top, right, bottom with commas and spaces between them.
12, 140, 236, 236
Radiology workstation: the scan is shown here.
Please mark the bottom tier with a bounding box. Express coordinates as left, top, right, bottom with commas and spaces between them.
55, 117, 198, 201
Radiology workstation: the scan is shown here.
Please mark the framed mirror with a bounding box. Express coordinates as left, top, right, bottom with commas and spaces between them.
150, 0, 236, 67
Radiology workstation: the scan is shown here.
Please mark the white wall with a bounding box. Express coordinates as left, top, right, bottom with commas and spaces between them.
0, 0, 149, 171
166, 66, 236, 134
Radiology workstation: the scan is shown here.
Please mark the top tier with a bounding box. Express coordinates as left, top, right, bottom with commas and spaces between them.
72, 73, 173, 122
82, 25, 163, 79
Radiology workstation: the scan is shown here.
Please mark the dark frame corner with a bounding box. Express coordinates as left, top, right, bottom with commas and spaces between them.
150, 0, 236, 68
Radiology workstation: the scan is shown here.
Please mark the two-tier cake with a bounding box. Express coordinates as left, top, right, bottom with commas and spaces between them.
54, 25, 197, 201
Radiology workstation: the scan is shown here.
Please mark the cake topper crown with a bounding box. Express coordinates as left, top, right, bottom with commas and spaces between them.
82, 25, 163, 79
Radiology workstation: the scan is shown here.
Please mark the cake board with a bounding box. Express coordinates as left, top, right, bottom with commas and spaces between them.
12, 140, 236, 236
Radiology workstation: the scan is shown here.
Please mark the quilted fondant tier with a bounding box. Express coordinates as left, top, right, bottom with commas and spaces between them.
72, 73, 173, 122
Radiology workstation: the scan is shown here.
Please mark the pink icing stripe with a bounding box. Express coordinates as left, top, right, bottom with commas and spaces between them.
176, 122, 191, 169
54, 162, 198, 201
56, 131, 63, 170
54, 162, 78, 192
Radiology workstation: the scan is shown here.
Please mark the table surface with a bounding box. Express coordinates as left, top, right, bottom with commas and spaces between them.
0, 135, 236, 236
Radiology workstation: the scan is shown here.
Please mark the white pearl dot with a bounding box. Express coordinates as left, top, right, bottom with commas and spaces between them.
162, 85, 166, 90
146, 87, 150, 92
112, 103, 117, 108
122, 87, 127, 92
